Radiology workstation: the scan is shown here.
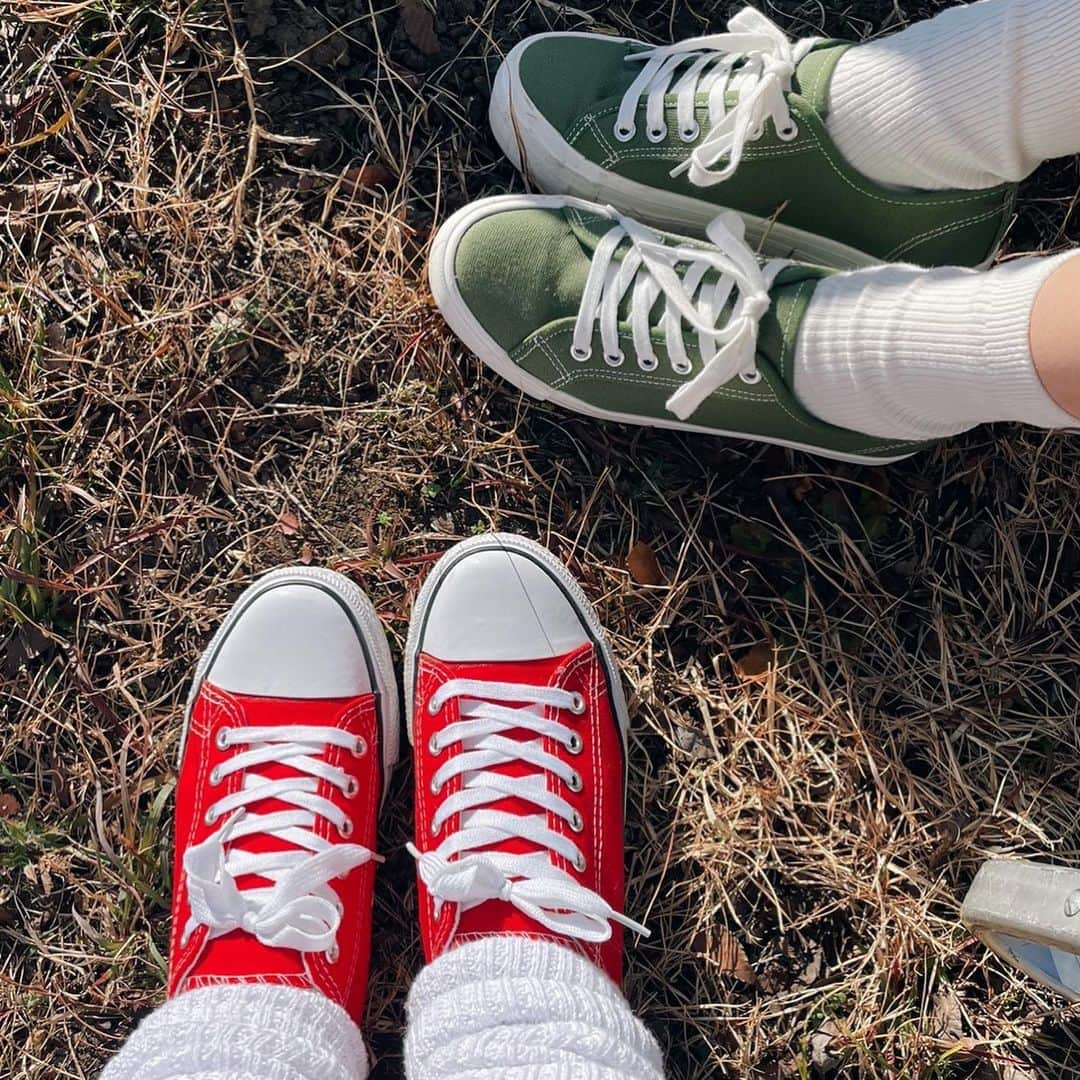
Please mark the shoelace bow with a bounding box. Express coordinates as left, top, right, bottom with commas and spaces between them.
183, 724, 376, 958
572, 206, 787, 420
616, 5, 819, 187
408, 678, 649, 944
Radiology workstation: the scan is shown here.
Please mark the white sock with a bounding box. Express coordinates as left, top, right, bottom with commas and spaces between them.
404, 937, 664, 1079
100, 984, 369, 1080
827, 0, 1080, 191
793, 253, 1079, 441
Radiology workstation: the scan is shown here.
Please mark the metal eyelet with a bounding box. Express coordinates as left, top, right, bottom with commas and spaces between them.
567, 771, 583, 793
327, 942, 340, 963
352, 736, 367, 757
680, 122, 700, 142
431, 821, 440, 837
335, 898, 345, 916
749, 122, 765, 140
613, 123, 635, 142
570, 810, 584, 833
215, 727, 230, 750
672, 359, 692, 376
430, 777, 442, 796
204, 807, 217, 826
573, 852, 587, 872
428, 734, 441, 755
567, 732, 583, 755
344, 776, 360, 798
427, 698, 440, 716
777, 121, 799, 142
740, 369, 763, 385
638, 354, 659, 372
604, 350, 625, 367
569, 692, 586, 715
209, 766, 223, 786
571, 344, 592, 362
647, 124, 667, 143
339, 817, 354, 838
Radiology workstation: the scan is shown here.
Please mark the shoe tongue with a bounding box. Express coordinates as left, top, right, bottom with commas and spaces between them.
756, 267, 827, 392
792, 42, 851, 116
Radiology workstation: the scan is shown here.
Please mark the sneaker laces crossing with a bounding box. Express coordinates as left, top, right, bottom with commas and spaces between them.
572, 206, 787, 420
182, 724, 376, 957
408, 678, 649, 944
616, 6, 818, 187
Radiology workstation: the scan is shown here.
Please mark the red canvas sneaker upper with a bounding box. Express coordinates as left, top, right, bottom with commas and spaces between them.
167, 569, 398, 1021
406, 535, 647, 983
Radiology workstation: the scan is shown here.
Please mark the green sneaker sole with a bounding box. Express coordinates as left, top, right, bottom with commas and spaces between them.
429, 194, 925, 465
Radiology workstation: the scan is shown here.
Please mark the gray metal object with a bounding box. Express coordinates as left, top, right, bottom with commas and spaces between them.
962, 859, 1080, 1001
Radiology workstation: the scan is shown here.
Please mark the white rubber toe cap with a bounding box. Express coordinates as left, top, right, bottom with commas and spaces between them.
419, 545, 590, 662
206, 581, 374, 698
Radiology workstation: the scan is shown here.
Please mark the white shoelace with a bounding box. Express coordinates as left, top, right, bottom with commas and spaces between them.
615, 6, 818, 187
408, 678, 649, 944
182, 724, 376, 959
572, 206, 787, 420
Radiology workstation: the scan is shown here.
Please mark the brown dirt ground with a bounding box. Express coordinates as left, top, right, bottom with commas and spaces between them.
2, 1, 1079, 1077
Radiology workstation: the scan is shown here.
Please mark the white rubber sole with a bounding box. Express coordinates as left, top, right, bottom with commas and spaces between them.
181, 566, 401, 797
489, 35, 881, 272
428, 193, 915, 466
402, 532, 630, 752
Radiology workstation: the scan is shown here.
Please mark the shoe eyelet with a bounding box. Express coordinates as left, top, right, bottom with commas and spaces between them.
351, 736, 367, 757
570, 344, 592, 362
672, 359, 692, 376
680, 122, 700, 142
428, 734, 441, 755
749, 122, 765, 140
327, 942, 340, 963
427, 697, 440, 716
567, 732, 583, 755
430, 777, 442, 796
604, 350, 625, 367
569, 692, 586, 715
209, 766, 223, 786
567, 771, 583, 793
570, 810, 584, 833
215, 727, 230, 750
431, 821, 440, 837
647, 124, 667, 143
339, 817, 354, 838
740, 369, 763, 385
777, 122, 799, 142
638, 354, 659, 372
573, 852, 587, 872
344, 776, 360, 798
204, 807, 218, 826
613, 123, 635, 142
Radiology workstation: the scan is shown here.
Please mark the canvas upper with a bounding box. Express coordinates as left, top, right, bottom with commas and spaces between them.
491, 8, 1016, 269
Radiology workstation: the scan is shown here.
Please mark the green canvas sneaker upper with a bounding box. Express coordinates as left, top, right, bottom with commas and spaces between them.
492, 6, 1017, 269
428, 194, 933, 464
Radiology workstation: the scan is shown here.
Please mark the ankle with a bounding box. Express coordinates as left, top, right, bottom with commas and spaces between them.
1029, 254, 1080, 420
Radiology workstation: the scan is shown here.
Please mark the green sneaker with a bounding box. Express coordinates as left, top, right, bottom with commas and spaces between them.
428, 194, 932, 465
490, 6, 1016, 270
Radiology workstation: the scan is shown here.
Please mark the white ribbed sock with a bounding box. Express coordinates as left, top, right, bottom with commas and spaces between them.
793, 253, 1080, 441
100, 984, 369, 1080
826, 0, 1080, 191
404, 937, 664, 1080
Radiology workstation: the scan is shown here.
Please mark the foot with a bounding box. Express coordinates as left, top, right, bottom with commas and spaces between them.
429, 193, 929, 464
168, 567, 399, 1020
405, 533, 647, 982
490, 5, 1013, 268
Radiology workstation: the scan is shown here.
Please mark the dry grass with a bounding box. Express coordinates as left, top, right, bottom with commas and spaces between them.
2, 1, 1079, 1077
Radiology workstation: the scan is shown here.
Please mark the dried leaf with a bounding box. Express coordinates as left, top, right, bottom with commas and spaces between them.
0, 792, 20, 819
810, 1020, 842, 1075
716, 929, 756, 985
627, 541, 663, 586
398, 0, 440, 55
931, 987, 964, 1042
299, 542, 314, 566
276, 509, 300, 536
341, 163, 394, 196
736, 643, 773, 677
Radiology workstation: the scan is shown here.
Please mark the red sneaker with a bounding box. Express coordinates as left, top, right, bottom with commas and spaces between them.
167, 567, 399, 1020
405, 534, 647, 982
